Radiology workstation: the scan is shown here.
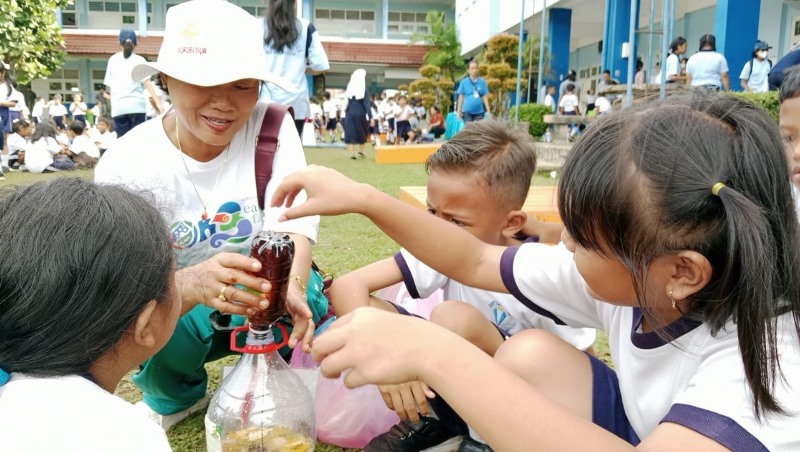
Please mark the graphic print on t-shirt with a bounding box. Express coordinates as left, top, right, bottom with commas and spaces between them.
170, 201, 254, 250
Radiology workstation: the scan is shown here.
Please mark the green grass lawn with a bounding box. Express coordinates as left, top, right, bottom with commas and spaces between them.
4, 144, 608, 451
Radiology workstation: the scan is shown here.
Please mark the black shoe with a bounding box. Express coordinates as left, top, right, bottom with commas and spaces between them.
458, 436, 493, 452
358, 151, 366, 158
364, 416, 462, 452
350, 156, 357, 160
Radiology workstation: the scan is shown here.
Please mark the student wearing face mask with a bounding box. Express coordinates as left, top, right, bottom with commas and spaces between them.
741, 40, 773, 93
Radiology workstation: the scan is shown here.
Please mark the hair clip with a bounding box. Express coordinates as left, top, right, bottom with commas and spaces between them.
711, 182, 726, 197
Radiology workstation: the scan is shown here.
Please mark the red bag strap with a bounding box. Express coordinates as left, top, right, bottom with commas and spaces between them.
256, 103, 294, 210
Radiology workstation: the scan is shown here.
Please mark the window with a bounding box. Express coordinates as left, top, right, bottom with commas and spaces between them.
388, 10, 436, 37
122, 15, 135, 24
62, 12, 77, 27
314, 8, 376, 37
105, 2, 120, 12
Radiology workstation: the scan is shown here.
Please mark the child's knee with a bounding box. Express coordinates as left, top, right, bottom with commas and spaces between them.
495, 329, 579, 373
429, 300, 492, 338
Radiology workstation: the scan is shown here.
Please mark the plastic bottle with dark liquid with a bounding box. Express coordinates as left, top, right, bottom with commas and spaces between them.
248, 231, 295, 330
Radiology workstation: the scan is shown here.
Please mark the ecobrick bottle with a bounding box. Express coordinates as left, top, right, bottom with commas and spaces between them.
205, 231, 315, 452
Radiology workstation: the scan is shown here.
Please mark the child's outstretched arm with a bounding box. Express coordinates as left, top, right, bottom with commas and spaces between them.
328, 257, 404, 315
272, 166, 508, 293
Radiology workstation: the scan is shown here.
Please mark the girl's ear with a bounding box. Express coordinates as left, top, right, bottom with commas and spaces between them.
668, 250, 713, 301
132, 300, 159, 348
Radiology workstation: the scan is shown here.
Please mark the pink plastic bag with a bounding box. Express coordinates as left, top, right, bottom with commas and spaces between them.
315, 375, 401, 448
291, 345, 400, 449
374, 282, 443, 320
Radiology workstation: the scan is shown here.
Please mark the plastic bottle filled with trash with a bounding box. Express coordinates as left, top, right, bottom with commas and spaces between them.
205, 231, 315, 452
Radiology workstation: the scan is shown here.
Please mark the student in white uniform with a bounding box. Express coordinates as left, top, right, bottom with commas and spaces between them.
740, 40, 773, 93
271, 93, 800, 451
0, 178, 178, 451
686, 34, 730, 92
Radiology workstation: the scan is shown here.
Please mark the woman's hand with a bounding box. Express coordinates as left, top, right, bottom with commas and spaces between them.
176, 252, 271, 316
271, 165, 370, 220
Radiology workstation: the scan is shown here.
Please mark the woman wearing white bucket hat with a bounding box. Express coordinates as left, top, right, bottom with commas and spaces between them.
95, 0, 321, 431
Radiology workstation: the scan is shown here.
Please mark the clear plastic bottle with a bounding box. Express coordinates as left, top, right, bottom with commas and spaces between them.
205, 324, 315, 452
205, 230, 315, 451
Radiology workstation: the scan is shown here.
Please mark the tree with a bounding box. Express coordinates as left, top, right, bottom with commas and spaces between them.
478, 34, 528, 117
0, 0, 69, 83
409, 64, 455, 113
411, 11, 465, 82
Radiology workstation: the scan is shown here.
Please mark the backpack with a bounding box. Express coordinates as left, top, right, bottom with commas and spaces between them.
746, 57, 773, 80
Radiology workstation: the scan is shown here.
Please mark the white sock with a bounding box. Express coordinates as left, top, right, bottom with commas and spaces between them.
1, 155, 7, 167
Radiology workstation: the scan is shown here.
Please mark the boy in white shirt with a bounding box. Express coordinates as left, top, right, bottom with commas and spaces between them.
8, 119, 32, 170
558, 84, 581, 139
329, 120, 595, 451
67, 120, 100, 168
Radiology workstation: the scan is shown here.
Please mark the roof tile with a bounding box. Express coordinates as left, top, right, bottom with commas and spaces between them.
63, 34, 426, 67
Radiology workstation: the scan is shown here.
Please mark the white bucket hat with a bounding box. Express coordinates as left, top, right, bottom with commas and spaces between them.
131, 0, 290, 89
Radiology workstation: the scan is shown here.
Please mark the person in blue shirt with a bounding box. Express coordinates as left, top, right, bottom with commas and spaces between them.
769, 42, 800, 90
456, 61, 491, 123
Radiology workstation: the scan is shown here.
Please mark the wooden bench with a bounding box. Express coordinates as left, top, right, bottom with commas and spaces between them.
543, 114, 592, 142
375, 143, 443, 164
399, 185, 561, 223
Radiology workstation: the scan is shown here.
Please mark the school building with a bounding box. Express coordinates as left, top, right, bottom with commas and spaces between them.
37, 0, 799, 105
37, 0, 454, 103
457, 0, 800, 95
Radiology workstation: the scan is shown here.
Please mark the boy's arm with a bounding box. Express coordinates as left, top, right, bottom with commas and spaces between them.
272, 166, 508, 294
328, 257, 404, 316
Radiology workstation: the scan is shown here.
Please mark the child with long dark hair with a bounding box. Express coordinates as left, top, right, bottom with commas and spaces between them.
273, 93, 800, 450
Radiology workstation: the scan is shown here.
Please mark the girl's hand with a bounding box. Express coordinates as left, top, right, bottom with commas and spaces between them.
177, 252, 270, 316
271, 165, 369, 220
311, 308, 448, 389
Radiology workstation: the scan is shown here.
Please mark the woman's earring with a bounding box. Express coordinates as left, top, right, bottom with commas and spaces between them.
669, 289, 676, 310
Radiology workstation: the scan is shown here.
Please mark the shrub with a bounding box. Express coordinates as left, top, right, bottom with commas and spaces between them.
732, 91, 779, 122
509, 103, 553, 139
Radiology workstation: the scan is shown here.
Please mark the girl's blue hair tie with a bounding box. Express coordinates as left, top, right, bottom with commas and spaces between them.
0, 367, 10, 386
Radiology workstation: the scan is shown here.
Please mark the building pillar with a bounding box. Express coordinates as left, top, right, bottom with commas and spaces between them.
602, 0, 639, 83
489, 0, 501, 36
547, 8, 571, 96
138, 0, 147, 36
302, 0, 312, 20
715, 0, 761, 91
382, 0, 389, 40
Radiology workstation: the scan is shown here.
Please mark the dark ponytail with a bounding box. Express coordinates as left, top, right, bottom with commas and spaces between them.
559, 93, 800, 419
264, 0, 299, 53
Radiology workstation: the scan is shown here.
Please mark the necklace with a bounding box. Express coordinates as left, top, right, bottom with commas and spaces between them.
175, 119, 229, 220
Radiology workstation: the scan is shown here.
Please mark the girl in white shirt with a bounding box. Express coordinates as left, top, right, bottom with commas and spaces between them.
0, 178, 178, 451
272, 93, 800, 451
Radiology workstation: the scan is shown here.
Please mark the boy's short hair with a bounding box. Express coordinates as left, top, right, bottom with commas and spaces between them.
12, 119, 30, 133
566, 83, 575, 92
780, 66, 800, 103
69, 120, 86, 135
425, 120, 536, 210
